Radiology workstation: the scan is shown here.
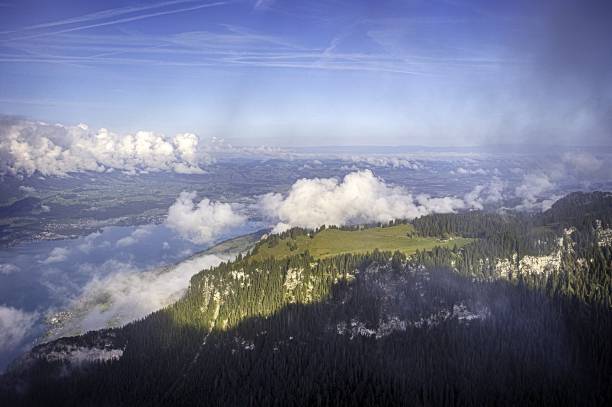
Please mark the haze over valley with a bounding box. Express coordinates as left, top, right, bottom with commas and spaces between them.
0, 1, 611, 406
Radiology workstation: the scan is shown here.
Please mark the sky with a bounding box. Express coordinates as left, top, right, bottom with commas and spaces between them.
0, 0, 611, 146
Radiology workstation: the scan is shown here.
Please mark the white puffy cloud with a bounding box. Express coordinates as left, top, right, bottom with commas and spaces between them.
0, 117, 210, 176
116, 225, 153, 248
259, 170, 474, 233
46, 253, 232, 340
463, 177, 507, 210
414, 194, 467, 214
41, 247, 70, 264
463, 186, 486, 211
347, 155, 423, 170
115, 237, 136, 248
561, 152, 603, 174
485, 177, 506, 204
507, 152, 610, 211
0, 306, 37, 351
166, 192, 246, 244
173, 133, 199, 164
453, 167, 487, 175
0, 263, 20, 275
514, 173, 556, 211
18, 185, 36, 194
77, 231, 102, 253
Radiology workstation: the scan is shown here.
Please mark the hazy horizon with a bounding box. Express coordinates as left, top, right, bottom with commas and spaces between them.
1, 0, 611, 146
1, 2, 612, 397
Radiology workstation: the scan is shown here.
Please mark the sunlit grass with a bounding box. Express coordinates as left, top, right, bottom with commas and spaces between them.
249, 224, 473, 261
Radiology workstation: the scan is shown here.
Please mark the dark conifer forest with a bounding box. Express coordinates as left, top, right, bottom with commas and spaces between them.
1, 192, 611, 406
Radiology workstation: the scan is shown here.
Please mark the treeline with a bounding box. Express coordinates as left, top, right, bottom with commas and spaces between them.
253, 219, 411, 251
1, 192, 611, 406
2, 249, 610, 406
410, 194, 612, 306
537, 191, 612, 229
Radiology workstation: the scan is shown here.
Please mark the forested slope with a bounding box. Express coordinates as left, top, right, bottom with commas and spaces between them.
1, 192, 611, 406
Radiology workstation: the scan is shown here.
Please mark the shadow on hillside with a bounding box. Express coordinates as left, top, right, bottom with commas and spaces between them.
2, 265, 611, 407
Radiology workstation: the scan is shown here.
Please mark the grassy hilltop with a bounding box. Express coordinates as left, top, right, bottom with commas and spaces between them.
2, 193, 612, 406
249, 223, 473, 261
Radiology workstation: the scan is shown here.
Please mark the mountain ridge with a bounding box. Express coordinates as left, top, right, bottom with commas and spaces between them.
1, 191, 611, 406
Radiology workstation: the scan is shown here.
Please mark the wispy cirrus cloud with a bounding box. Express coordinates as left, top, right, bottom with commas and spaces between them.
0, 7, 512, 76
1, 0, 609, 146
254, 0, 275, 10
3, 1, 234, 40
24, 0, 212, 30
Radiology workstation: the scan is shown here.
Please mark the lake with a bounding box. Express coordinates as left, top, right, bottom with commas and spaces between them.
0, 221, 264, 371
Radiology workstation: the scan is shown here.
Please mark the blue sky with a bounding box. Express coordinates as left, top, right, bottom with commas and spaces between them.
0, 0, 610, 146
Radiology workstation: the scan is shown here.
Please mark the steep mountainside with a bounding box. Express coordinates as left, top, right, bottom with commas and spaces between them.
538, 191, 612, 228
1, 192, 611, 406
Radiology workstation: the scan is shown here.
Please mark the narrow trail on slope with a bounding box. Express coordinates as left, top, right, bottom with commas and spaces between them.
160, 294, 221, 402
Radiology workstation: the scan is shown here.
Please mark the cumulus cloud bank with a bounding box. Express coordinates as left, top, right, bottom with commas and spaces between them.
510, 151, 610, 211
464, 177, 506, 210
513, 173, 563, 211
260, 170, 477, 233
453, 167, 488, 176
561, 152, 603, 175
0, 306, 37, 352
166, 192, 246, 244
0, 117, 208, 176
349, 156, 423, 170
